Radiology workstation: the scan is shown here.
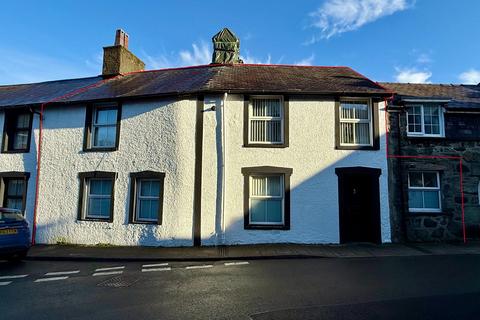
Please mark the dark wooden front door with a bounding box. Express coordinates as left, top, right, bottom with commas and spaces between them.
336, 167, 381, 244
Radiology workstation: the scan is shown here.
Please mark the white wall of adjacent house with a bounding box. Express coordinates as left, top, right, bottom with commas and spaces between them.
0, 99, 198, 246
201, 94, 391, 245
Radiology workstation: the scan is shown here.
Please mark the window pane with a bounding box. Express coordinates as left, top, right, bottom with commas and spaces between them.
423, 173, 438, 188
340, 122, 354, 144
409, 190, 423, 209
13, 131, 29, 149
140, 180, 160, 197
252, 99, 280, 117
266, 176, 282, 196
407, 106, 422, 133
250, 199, 266, 222
424, 191, 440, 209
138, 199, 159, 221
16, 114, 30, 129
6, 198, 22, 210
95, 109, 117, 125
93, 126, 117, 147
250, 119, 281, 143
251, 177, 267, 196
355, 123, 370, 144
340, 101, 369, 120
409, 172, 423, 187
266, 199, 282, 223
7, 179, 23, 196
87, 198, 110, 217
90, 180, 111, 196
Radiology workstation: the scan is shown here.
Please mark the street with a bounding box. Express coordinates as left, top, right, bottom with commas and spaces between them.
1, 255, 479, 319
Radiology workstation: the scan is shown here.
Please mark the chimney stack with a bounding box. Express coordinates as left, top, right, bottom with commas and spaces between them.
211, 28, 243, 64
102, 29, 145, 77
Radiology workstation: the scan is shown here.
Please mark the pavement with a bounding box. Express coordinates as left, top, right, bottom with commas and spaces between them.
25, 240, 480, 262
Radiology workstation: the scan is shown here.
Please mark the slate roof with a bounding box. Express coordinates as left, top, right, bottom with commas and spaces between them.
0, 64, 390, 109
380, 82, 480, 109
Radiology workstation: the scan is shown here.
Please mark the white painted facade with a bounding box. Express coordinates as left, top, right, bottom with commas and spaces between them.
0, 94, 391, 246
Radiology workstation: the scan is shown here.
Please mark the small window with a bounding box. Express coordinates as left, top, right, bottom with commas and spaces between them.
406, 104, 444, 137
339, 100, 372, 146
248, 96, 284, 145
83, 103, 121, 151
408, 171, 441, 213
129, 172, 165, 224
2, 110, 32, 153
242, 166, 292, 229
78, 172, 115, 222
0, 172, 29, 214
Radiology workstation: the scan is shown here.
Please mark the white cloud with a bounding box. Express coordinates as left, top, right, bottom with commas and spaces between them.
179, 42, 211, 65
459, 69, 480, 84
416, 52, 432, 64
394, 67, 432, 83
310, 0, 413, 40
141, 41, 212, 69
295, 54, 315, 66
241, 53, 272, 64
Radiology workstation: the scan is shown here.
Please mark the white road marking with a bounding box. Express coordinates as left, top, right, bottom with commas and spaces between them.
34, 276, 69, 283
94, 266, 125, 272
142, 263, 169, 268
0, 274, 28, 280
141, 267, 171, 272
92, 271, 123, 277
224, 261, 249, 266
45, 270, 80, 276
185, 265, 213, 270
0, 281, 12, 286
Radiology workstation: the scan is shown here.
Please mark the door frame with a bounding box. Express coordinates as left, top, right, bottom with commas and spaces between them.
335, 166, 382, 244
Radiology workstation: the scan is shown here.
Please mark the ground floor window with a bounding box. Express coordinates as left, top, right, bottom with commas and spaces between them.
408, 171, 441, 213
241, 166, 292, 229
78, 172, 116, 222
0, 172, 29, 213
129, 171, 165, 224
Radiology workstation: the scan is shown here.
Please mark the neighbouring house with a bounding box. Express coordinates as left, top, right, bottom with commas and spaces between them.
383, 82, 480, 242
0, 28, 392, 246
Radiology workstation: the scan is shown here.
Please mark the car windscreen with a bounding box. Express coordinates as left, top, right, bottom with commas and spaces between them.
0, 211, 25, 223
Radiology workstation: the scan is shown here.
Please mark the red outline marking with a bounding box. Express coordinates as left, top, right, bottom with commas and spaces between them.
384, 98, 466, 243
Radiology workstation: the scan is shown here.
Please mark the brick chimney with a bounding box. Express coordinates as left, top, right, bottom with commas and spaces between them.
211, 28, 243, 64
102, 29, 145, 77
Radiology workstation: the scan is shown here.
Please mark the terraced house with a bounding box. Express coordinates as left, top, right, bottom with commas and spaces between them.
383, 82, 480, 242
0, 29, 393, 246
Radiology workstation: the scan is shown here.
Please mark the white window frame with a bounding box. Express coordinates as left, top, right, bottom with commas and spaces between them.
339, 98, 373, 147
249, 174, 285, 225
85, 178, 113, 219
406, 104, 445, 137
91, 103, 118, 148
135, 178, 161, 223
408, 171, 442, 213
248, 95, 284, 144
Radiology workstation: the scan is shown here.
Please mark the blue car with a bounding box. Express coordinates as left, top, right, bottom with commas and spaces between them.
0, 208, 31, 260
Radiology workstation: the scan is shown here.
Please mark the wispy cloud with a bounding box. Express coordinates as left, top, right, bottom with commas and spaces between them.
179, 42, 211, 65
459, 69, 480, 84
241, 53, 272, 64
295, 54, 315, 66
394, 67, 432, 83
142, 41, 212, 69
309, 0, 413, 41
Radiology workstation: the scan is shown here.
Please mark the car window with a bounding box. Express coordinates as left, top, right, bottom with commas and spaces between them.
0, 211, 24, 223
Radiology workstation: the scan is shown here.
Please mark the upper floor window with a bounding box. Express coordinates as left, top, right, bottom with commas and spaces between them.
408, 171, 441, 213
83, 103, 121, 152
245, 96, 287, 147
406, 104, 444, 137
339, 100, 373, 147
2, 110, 33, 153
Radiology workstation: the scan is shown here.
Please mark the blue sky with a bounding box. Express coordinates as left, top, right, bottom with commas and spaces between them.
1, 0, 479, 85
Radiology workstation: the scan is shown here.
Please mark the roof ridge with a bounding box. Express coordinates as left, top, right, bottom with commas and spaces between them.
0, 75, 102, 88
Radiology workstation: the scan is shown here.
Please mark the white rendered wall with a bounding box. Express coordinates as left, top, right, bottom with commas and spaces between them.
1, 99, 198, 246
201, 94, 391, 245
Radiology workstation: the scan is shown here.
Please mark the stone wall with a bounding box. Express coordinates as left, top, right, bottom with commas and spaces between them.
388, 108, 480, 242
